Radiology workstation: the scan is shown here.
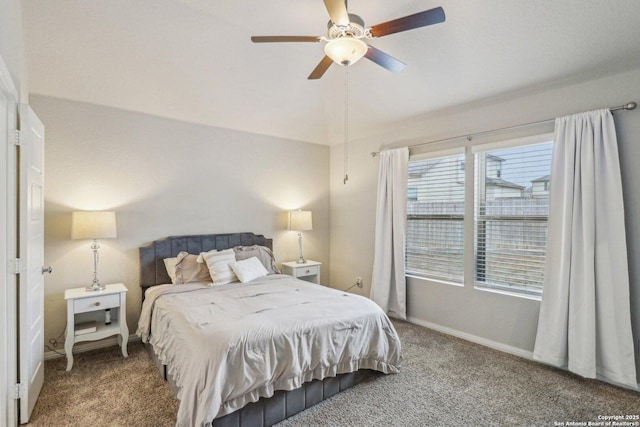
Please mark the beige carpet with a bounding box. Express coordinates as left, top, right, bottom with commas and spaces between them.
27, 321, 640, 426
27, 342, 178, 426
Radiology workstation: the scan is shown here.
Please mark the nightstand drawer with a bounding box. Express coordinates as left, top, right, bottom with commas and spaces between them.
281, 261, 321, 285
73, 293, 120, 313
295, 265, 319, 278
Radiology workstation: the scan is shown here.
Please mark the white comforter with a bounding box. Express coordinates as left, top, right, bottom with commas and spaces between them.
137, 274, 401, 427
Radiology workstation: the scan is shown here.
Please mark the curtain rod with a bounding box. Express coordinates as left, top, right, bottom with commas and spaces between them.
370, 101, 637, 157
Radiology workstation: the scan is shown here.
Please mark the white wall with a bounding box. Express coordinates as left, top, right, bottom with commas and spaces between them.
0, 0, 27, 101
329, 67, 640, 382
30, 95, 330, 353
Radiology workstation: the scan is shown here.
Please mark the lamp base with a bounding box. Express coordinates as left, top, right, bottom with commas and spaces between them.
297, 232, 306, 264
86, 279, 105, 292
86, 240, 105, 291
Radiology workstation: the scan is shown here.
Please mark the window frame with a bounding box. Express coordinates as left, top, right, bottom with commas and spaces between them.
406, 132, 554, 299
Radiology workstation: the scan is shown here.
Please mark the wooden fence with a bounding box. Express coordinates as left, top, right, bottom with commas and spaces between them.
406, 198, 548, 291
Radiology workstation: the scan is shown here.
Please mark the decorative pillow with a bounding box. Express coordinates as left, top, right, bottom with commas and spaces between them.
163, 257, 179, 283
200, 248, 238, 285
195, 249, 215, 264
174, 251, 212, 284
233, 245, 280, 274
229, 257, 269, 283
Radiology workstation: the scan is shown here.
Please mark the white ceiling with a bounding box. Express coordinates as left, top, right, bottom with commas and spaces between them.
22, 0, 640, 145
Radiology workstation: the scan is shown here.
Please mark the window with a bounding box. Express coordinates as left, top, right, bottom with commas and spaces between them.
407, 187, 418, 201
406, 135, 553, 297
474, 142, 552, 295
406, 153, 465, 283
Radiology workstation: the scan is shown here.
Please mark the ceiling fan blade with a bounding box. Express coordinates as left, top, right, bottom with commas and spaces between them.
370, 6, 445, 38
323, 0, 350, 26
364, 46, 406, 73
308, 56, 334, 80
251, 36, 320, 43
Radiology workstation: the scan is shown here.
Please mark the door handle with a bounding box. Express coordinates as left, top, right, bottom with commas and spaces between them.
41, 266, 53, 274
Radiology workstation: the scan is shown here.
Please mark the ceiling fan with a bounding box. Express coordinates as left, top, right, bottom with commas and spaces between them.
251, 0, 445, 79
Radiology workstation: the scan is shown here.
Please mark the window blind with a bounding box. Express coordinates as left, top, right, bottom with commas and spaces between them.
406, 154, 465, 283
474, 142, 553, 294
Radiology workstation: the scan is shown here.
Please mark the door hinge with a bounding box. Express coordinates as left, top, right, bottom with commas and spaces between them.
14, 129, 21, 146
9, 383, 24, 399
9, 258, 23, 274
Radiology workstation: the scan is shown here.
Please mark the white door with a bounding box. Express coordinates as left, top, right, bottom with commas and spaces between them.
18, 104, 45, 424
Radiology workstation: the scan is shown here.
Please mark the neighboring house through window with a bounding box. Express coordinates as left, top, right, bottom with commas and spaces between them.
531, 175, 550, 196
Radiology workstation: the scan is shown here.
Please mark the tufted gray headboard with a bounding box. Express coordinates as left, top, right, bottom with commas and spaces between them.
139, 232, 272, 298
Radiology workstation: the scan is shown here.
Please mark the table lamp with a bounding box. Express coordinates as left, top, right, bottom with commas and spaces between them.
288, 209, 312, 264
71, 211, 117, 291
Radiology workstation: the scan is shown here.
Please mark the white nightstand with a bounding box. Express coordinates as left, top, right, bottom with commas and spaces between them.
64, 283, 129, 371
281, 260, 322, 285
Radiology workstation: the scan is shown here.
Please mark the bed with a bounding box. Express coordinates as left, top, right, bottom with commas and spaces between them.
137, 232, 401, 427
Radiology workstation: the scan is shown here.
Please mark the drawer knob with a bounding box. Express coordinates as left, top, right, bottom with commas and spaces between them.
305, 269, 310, 273
94, 301, 101, 307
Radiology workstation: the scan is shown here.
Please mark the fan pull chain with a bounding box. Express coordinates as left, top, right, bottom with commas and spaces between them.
343, 67, 349, 184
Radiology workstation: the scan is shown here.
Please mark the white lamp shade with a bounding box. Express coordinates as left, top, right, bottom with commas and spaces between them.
71, 211, 117, 240
289, 210, 312, 231
324, 37, 368, 66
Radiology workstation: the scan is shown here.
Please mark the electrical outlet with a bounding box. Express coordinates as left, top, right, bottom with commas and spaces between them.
356, 277, 363, 288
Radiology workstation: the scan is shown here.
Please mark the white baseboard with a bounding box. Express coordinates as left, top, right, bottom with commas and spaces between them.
406, 316, 535, 360
44, 334, 141, 361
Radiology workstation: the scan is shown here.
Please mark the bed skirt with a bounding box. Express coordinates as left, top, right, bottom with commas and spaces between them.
144, 342, 378, 426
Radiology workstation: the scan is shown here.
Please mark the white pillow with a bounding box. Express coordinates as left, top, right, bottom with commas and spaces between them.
229, 257, 269, 283
200, 248, 238, 285
163, 257, 178, 284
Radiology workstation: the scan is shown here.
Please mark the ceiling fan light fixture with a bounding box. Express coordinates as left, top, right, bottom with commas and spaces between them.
324, 37, 368, 66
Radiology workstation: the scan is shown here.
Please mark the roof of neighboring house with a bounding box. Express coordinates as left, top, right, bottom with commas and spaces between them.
532, 175, 550, 182
486, 177, 525, 190
408, 159, 441, 177
487, 154, 505, 162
